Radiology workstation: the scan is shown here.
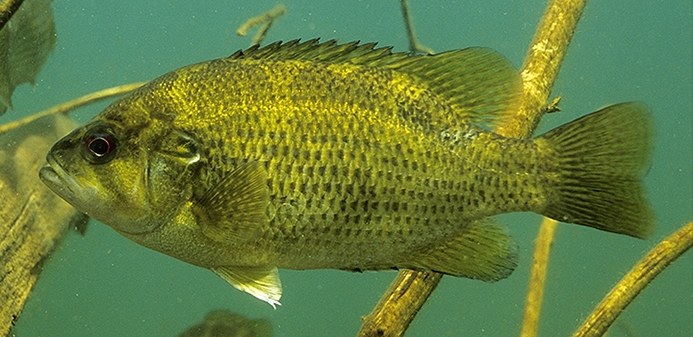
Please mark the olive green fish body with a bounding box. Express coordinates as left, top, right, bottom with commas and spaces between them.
40, 40, 653, 307
127, 58, 534, 270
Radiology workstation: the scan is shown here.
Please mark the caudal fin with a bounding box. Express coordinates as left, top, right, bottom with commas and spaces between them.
536, 102, 654, 238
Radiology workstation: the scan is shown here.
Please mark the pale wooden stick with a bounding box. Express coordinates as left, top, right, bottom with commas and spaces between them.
357, 0, 586, 335
572, 221, 693, 337
520, 218, 558, 337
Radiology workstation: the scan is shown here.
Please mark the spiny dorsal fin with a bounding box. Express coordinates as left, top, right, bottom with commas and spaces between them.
193, 161, 269, 242
227, 38, 408, 65
227, 39, 521, 128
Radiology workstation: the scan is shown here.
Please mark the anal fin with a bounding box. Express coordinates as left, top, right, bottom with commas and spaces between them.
406, 219, 518, 281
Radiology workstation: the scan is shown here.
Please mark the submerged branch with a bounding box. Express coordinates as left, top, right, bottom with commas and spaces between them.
495, 0, 587, 139
358, 271, 443, 337
0, 112, 86, 337
0, 82, 146, 134
357, 0, 585, 336
501, 1, 586, 336
572, 221, 693, 337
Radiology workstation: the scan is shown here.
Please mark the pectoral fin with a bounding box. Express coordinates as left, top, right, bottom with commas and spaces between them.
193, 161, 269, 242
212, 265, 282, 308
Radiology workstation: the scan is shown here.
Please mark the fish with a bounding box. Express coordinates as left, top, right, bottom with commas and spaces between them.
39, 39, 653, 308
177, 309, 273, 337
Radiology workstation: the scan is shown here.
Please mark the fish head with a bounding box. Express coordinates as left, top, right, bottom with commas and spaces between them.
39, 93, 201, 235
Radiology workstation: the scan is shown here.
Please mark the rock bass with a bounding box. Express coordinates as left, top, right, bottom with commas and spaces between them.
39, 39, 653, 307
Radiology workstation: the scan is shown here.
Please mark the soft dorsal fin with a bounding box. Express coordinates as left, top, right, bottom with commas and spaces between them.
386, 48, 522, 127
227, 39, 521, 128
193, 161, 269, 242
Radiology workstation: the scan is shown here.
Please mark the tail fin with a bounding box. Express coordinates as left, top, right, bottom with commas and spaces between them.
536, 102, 654, 238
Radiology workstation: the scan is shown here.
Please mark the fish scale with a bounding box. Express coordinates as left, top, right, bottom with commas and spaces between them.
205, 96, 454, 258
232, 111, 504, 268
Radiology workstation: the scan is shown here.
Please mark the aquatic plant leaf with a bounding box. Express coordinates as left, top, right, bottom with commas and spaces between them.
0, 0, 56, 115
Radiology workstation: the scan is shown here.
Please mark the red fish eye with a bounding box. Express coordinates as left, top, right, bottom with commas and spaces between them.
82, 130, 118, 164
88, 136, 112, 157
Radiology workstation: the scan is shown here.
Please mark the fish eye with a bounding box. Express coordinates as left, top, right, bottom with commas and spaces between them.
82, 128, 118, 164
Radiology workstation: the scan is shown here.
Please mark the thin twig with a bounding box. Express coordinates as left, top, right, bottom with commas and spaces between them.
572, 221, 693, 337
0, 82, 146, 134
236, 4, 286, 46
398, 0, 433, 55
520, 218, 558, 337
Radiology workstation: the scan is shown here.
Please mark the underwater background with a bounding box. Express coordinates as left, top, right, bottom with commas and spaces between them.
4, 0, 691, 336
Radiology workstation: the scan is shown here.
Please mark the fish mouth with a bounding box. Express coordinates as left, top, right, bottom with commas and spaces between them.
39, 154, 80, 200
